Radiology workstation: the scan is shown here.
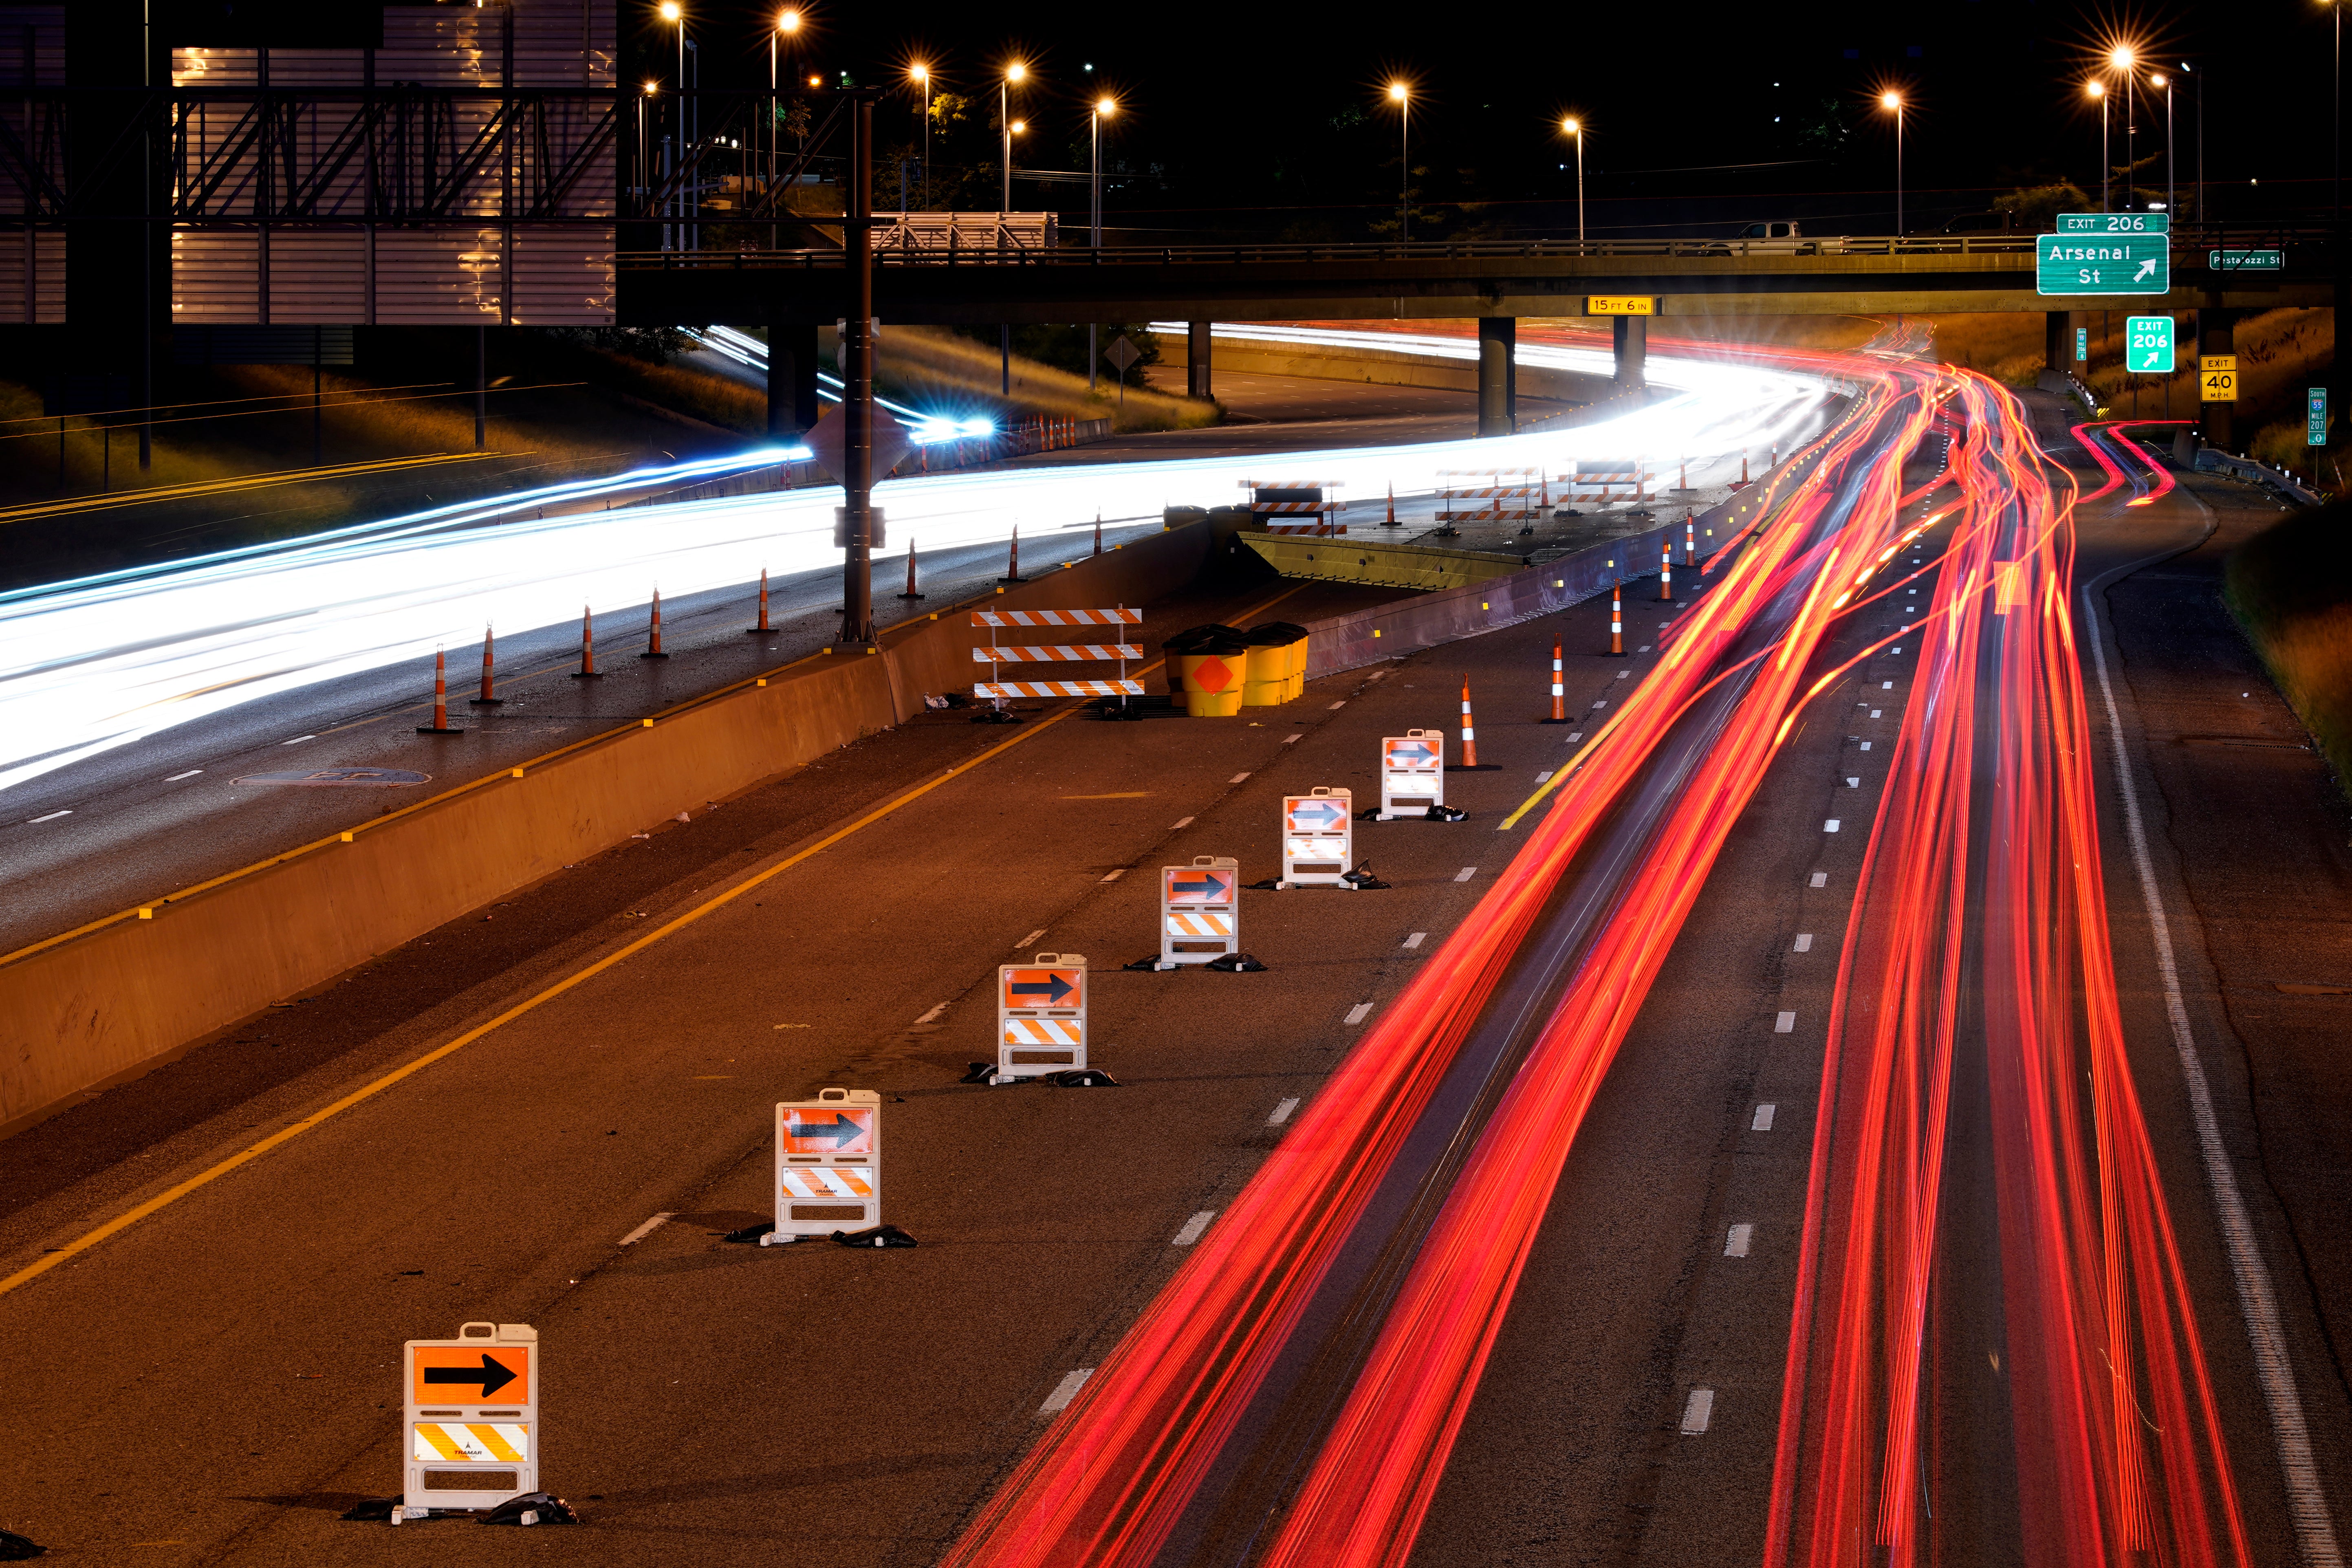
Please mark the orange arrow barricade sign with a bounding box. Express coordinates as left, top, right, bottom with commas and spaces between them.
399, 1321, 538, 1521
992, 952, 1088, 1083
1278, 787, 1354, 889
1377, 730, 1446, 820
770, 1088, 882, 1242
1158, 855, 1241, 969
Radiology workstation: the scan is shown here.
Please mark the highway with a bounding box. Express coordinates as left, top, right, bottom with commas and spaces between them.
0, 335, 2344, 1568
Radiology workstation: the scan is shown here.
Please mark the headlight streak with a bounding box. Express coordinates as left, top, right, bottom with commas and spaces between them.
940, 340, 1938, 1568
1764, 374, 2251, 1567
0, 339, 1837, 795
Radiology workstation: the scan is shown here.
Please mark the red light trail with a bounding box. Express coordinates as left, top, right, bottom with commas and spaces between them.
941, 352, 2251, 1568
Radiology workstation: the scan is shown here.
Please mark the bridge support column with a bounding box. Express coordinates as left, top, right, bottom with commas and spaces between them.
1187, 321, 1213, 400
2045, 310, 2072, 376
2196, 307, 2235, 454
1476, 317, 1516, 436
1613, 315, 1647, 393
767, 322, 820, 438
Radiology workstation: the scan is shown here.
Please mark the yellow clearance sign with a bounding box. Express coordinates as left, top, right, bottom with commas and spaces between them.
1587, 296, 1655, 316
2200, 355, 2237, 403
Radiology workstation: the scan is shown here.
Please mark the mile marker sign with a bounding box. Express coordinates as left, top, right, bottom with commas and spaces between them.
2126, 316, 2174, 374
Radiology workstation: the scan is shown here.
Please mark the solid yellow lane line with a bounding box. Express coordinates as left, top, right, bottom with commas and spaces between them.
0, 582, 1302, 1300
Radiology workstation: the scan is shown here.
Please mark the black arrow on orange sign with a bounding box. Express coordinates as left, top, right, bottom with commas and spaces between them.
423, 1353, 519, 1400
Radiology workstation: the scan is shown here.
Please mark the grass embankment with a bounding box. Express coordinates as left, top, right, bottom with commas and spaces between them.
2225, 498, 2352, 797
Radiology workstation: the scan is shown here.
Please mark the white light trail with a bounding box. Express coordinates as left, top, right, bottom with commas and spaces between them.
0, 330, 1835, 793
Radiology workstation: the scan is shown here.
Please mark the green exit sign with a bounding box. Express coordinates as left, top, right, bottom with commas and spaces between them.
2057, 211, 2170, 234
2126, 316, 2175, 373
2038, 231, 2171, 295
2211, 249, 2284, 271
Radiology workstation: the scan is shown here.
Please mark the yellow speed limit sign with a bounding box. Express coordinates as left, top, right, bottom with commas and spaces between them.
1586, 295, 1655, 315
2200, 354, 2237, 402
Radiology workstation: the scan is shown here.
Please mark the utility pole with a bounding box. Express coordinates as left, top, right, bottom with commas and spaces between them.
839, 91, 880, 650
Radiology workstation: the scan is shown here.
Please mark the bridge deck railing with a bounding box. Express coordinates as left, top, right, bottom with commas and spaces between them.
616, 227, 2337, 272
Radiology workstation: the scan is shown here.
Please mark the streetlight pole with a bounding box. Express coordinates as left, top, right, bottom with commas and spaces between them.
2115, 47, 2137, 209
2089, 80, 2108, 212
1561, 117, 1583, 242
1091, 97, 1116, 393
911, 64, 931, 210
660, 3, 684, 249
772, 11, 799, 250
1881, 92, 1904, 236
2153, 73, 2174, 217
1000, 62, 1026, 396
1388, 83, 1410, 241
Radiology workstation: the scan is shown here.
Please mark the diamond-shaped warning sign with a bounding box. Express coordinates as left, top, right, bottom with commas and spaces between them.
1193, 655, 1235, 693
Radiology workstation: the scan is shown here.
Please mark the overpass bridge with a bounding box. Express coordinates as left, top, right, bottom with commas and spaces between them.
621, 228, 2339, 446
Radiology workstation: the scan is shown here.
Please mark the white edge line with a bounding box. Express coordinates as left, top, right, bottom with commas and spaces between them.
1171, 816, 1194, 830
618, 1212, 673, 1246
1171, 1210, 1216, 1246
2081, 569, 2343, 1565
1269, 1096, 1299, 1125
165, 769, 203, 782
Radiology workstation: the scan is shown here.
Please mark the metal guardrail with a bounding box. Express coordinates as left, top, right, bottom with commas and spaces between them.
618, 227, 2345, 272
2195, 448, 2325, 506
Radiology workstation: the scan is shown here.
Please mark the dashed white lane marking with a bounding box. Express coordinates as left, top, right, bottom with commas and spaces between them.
28, 809, 70, 823
1229, 773, 1251, 783
1793, 933, 1813, 952
618, 1213, 673, 1246
1617, 669, 1630, 679
1882, 680, 1894, 689
1328, 700, 1347, 709
2082, 575, 2346, 1566
1345, 1002, 1375, 1025
1752, 1103, 1778, 1132
165, 769, 204, 782
914, 1002, 950, 1025
1535, 771, 1553, 783
1824, 819, 1841, 833
1846, 777, 1861, 788
1171, 816, 1194, 830
1680, 1388, 1716, 1434
1453, 866, 1478, 882
282, 735, 317, 745
1172, 1211, 1216, 1246
1040, 1369, 1095, 1414
1269, 1097, 1300, 1125
1810, 871, 1828, 887
1565, 731, 1584, 742
1725, 1223, 1754, 1257
1892, 646, 1903, 654
1590, 700, 1608, 709
1859, 741, 1872, 751
1775, 1011, 1797, 1033
1101, 868, 1127, 882
1637, 645, 1652, 653
1403, 932, 1427, 949
1870, 709, 1883, 719
1015, 929, 1047, 949
1282, 733, 1304, 745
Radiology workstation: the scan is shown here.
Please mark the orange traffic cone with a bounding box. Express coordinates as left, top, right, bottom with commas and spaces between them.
1740, 452, 1750, 485
1385, 482, 1397, 526
468, 624, 502, 705
416, 645, 465, 733
1611, 584, 1624, 655
641, 586, 669, 658
1660, 535, 1673, 602
572, 604, 603, 678
746, 567, 777, 633
1000, 525, 1025, 584
1542, 637, 1570, 723
1685, 512, 1696, 566
1459, 677, 1480, 767
1093, 513, 1103, 555
898, 539, 926, 599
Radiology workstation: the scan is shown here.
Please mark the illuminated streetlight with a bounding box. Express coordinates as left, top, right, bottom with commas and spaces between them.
1090, 95, 1119, 389
910, 62, 932, 209
1387, 82, 1412, 242
998, 62, 1030, 395
1880, 92, 1905, 236
659, 3, 687, 251
769, 11, 805, 246
1560, 117, 1584, 243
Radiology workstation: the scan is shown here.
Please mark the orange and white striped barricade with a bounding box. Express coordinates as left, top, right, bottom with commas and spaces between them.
971, 609, 1146, 714
1434, 469, 1543, 531
1376, 730, 1445, 820
400, 1321, 538, 1522
1278, 788, 1354, 889
1157, 856, 1240, 968
768, 1088, 882, 1241
1558, 462, 1651, 506
1243, 478, 1346, 535
993, 953, 1088, 1083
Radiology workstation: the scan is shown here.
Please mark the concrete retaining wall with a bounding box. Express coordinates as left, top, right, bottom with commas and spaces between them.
1153, 333, 1616, 406
0, 520, 1223, 1139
